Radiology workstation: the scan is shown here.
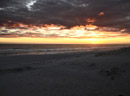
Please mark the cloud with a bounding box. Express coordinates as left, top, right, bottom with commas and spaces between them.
0, 23, 129, 39
99, 12, 104, 16
0, 0, 130, 37
26, 0, 37, 11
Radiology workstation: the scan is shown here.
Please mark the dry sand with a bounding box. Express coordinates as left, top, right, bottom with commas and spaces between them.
0, 48, 130, 96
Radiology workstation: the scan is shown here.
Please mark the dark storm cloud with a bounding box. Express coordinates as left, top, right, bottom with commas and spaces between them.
0, 0, 130, 32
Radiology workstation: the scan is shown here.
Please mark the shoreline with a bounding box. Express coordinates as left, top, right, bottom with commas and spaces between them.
0, 44, 129, 57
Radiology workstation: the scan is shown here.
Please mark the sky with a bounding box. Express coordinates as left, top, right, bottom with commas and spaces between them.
0, 0, 130, 44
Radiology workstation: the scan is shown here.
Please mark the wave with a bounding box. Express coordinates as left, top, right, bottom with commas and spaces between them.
0, 44, 129, 56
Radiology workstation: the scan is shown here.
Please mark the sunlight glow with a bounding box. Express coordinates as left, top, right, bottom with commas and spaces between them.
0, 21, 130, 44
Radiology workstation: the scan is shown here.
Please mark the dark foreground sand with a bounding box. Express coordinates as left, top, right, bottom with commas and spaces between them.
0, 48, 130, 96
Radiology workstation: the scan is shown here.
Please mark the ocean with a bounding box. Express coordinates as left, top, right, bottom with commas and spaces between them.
0, 44, 129, 56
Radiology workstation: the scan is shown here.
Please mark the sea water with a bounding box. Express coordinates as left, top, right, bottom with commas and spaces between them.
0, 44, 129, 56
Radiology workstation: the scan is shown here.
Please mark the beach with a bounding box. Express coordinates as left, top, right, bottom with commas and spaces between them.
0, 48, 130, 96
0, 0, 130, 95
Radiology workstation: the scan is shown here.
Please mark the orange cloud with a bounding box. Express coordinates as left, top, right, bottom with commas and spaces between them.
86, 18, 96, 23
99, 12, 104, 16
8, 20, 12, 23
0, 21, 130, 44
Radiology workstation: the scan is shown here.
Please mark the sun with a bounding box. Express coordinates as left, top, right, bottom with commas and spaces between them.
86, 38, 103, 44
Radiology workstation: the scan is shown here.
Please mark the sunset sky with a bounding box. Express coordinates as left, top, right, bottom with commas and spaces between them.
0, 0, 130, 44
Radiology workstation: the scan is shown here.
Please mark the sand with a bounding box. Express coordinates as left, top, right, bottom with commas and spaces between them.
0, 48, 130, 96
